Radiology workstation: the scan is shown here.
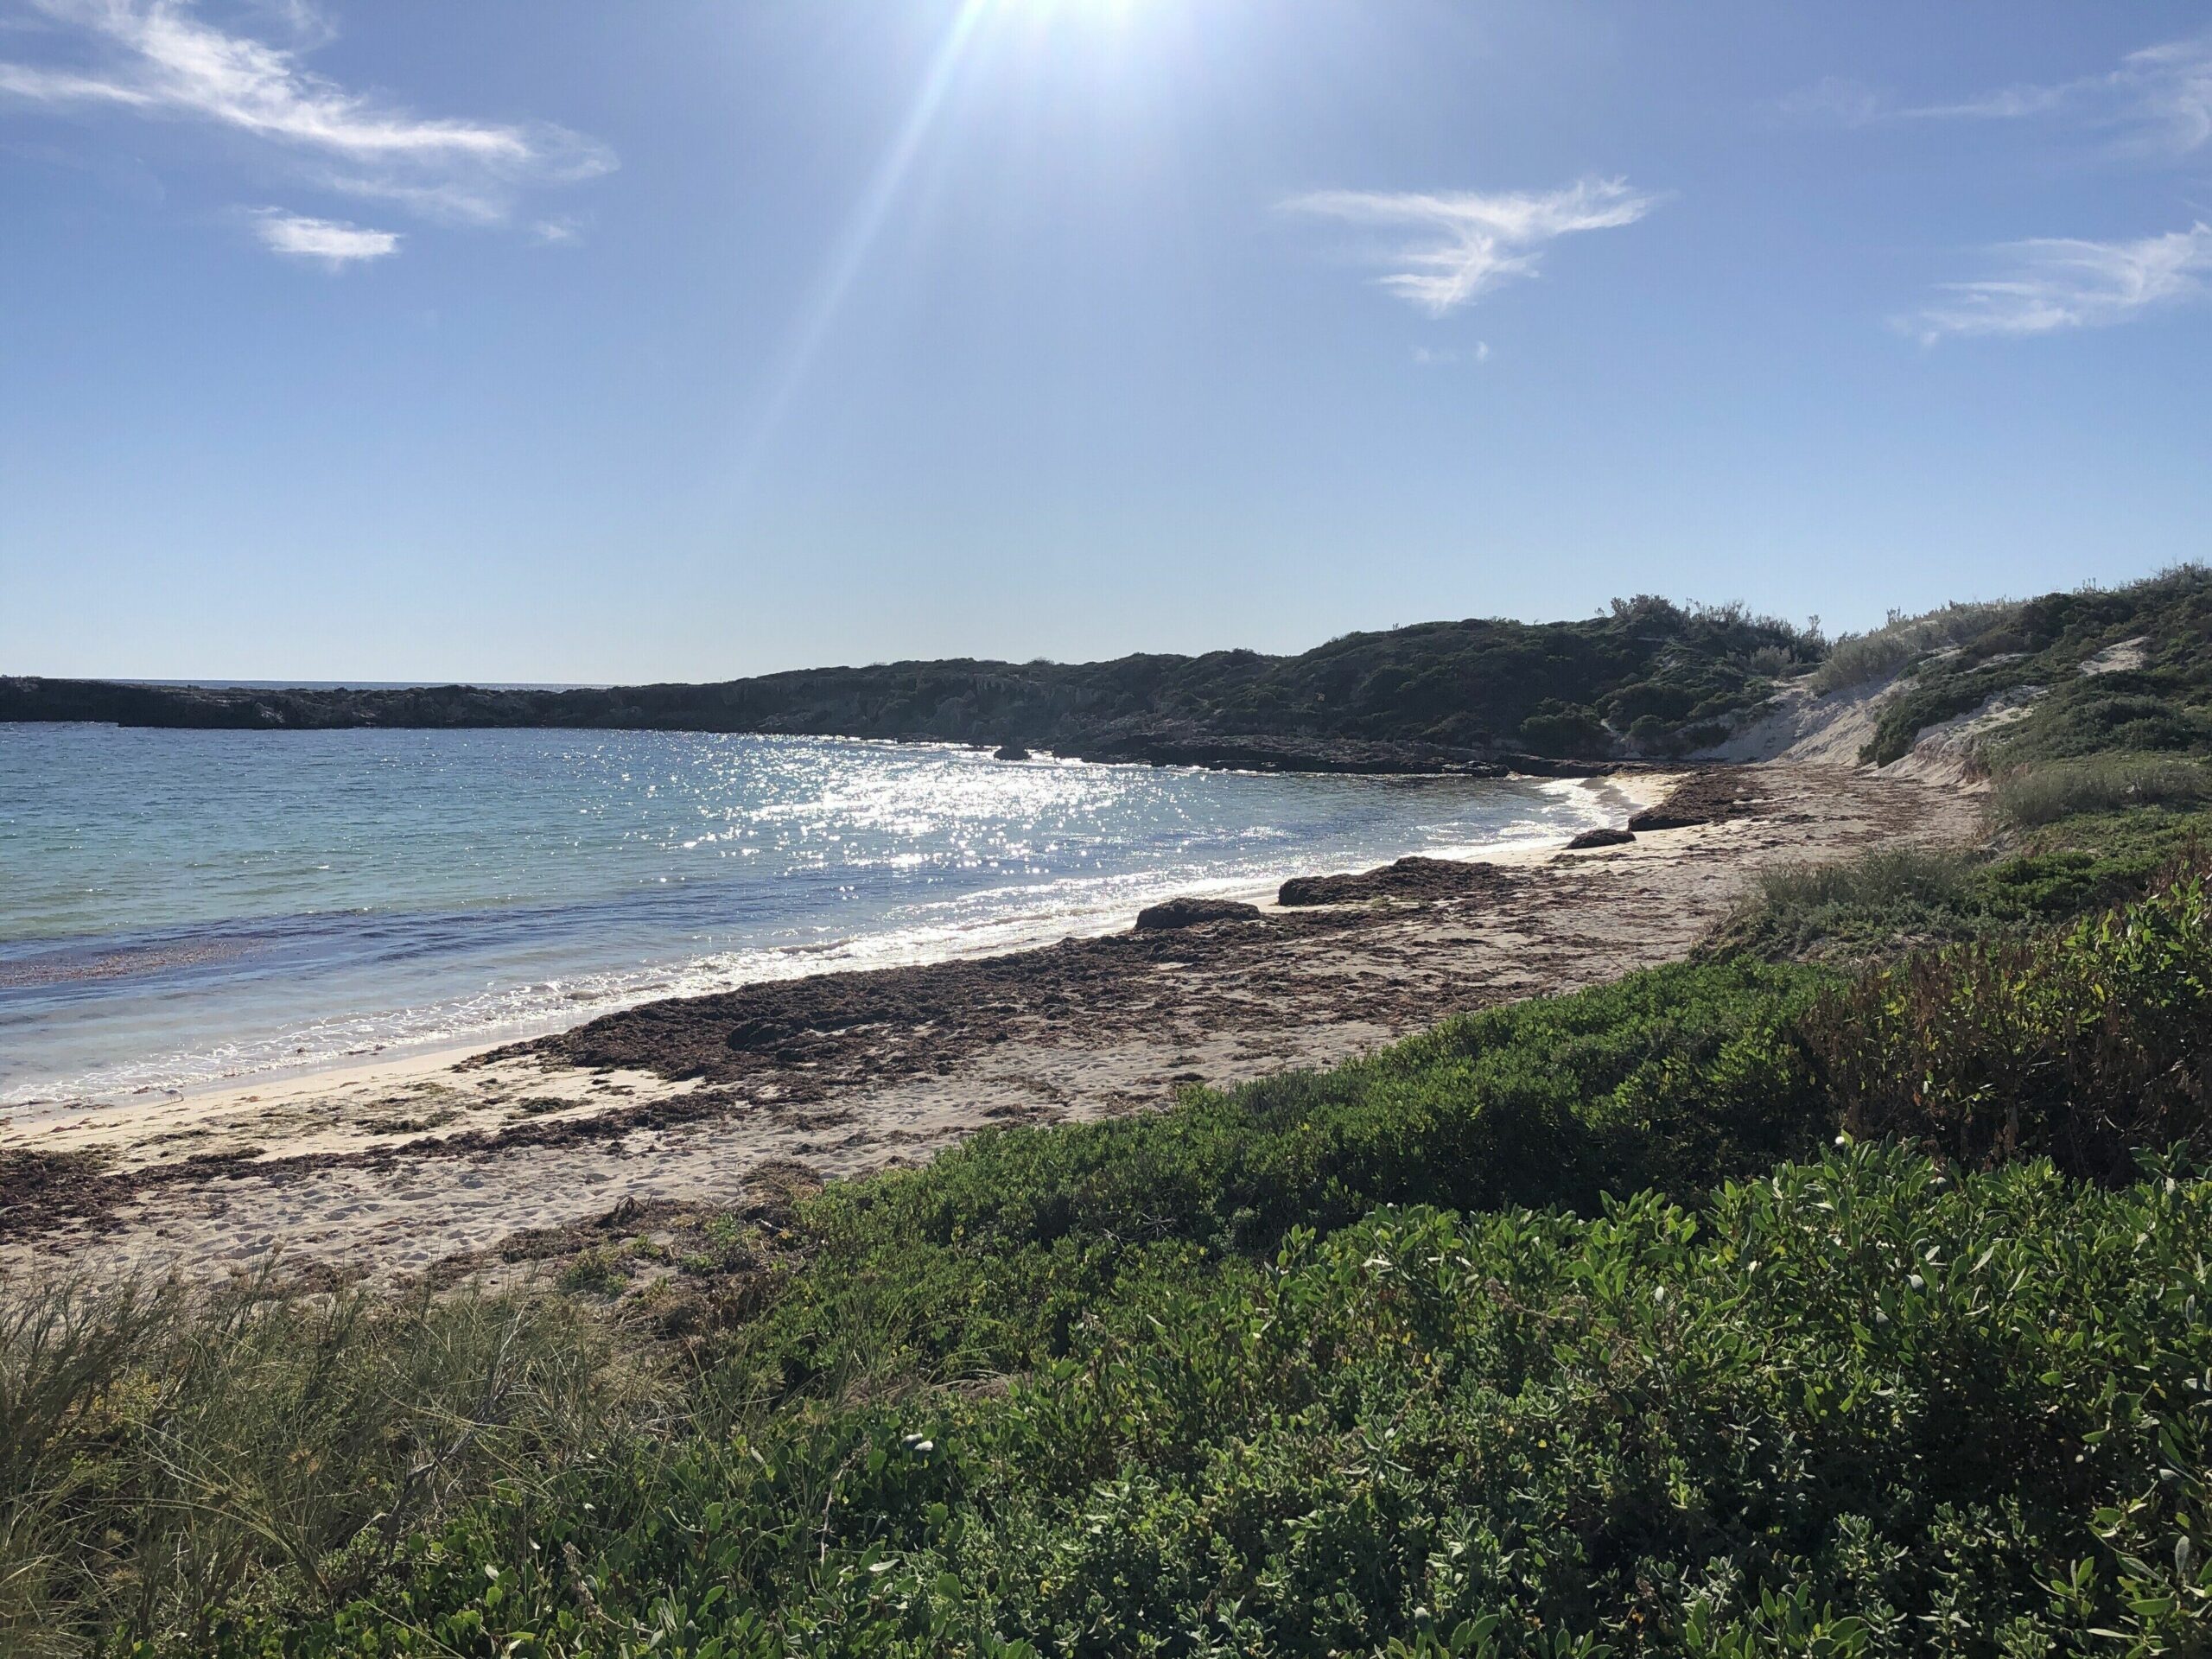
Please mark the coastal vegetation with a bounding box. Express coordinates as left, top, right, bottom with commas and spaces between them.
1989, 755, 2212, 828
7, 845, 2212, 1653
1703, 796, 2212, 963
7, 575, 2212, 1655
1805, 600, 2019, 696
1855, 566, 2212, 772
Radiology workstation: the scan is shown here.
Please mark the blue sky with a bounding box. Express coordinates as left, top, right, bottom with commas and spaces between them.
3, 2, 2209, 682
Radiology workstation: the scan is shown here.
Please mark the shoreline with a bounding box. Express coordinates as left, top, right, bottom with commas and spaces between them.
1, 767, 1653, 1129
0, 763, 1975, 1285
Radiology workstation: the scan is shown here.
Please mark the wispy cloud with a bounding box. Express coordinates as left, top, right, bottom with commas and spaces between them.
1784, 33, 2212, 157
250, 207, 396, 266
0, 0, 612, 250
1283, 178, 1657, 316
1910, 223, 2212, 342
1412, 342, 1489, 366
1773, 76, 1888, 129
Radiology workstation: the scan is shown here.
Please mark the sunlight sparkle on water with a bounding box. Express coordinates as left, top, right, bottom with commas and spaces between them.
0, 728, 1612, 1108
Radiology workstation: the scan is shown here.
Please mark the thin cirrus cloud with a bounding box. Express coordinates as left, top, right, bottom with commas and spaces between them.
1283, 178, 1657, 317
250, 207, 397, 266
0, 0, 612, 260
1910, 224, 2212, 343
1785, 35, 2212, 343
1783, 32, 2212, 157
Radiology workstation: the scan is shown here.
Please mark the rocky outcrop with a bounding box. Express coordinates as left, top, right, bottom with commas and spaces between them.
1277, 856, 1509, 908
1080, 727, 1506, 776
1625, 770, 1768, 833
1133, 897, 1264, 931
1565, 827, 1635, 849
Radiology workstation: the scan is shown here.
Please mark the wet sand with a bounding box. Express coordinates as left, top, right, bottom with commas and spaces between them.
0, 763, 1979, 1286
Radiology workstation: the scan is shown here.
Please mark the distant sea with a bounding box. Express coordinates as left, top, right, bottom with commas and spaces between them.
0, 724, 1615, 1109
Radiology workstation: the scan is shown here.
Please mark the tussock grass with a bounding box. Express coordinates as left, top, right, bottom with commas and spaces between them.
1704, 846, 1987, 961
1751, 846, 1977, 914
1992, 753, 2212, 827
0, 1272, 655, 1654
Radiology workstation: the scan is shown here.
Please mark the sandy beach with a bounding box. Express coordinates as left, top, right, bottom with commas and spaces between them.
0, 760, 1979, 1286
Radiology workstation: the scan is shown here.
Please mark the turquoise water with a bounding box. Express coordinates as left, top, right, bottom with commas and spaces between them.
0, 724, 1614, 1108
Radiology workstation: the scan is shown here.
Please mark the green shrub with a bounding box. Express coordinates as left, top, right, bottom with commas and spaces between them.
721, 959, 1832, 1397
1986, 804, 2212, 919
188, 1147, 2212, 1656
1516, 700, 1613, 757
1807, 867, 2212, 1179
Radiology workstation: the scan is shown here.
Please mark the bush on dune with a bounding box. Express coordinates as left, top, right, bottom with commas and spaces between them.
1863, 564, 2212, 769
1808, 599, 2019, 696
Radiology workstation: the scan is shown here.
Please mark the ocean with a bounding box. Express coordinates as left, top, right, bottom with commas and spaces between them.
0, 723, 1616, 1109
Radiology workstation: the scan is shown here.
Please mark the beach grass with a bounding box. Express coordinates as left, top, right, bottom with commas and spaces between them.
1704, 845, 1988, 959
0, 1274, 652, 1657
1990, 752, 2212, 827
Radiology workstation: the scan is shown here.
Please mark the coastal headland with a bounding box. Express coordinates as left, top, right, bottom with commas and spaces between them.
0, 594, 1808, 772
